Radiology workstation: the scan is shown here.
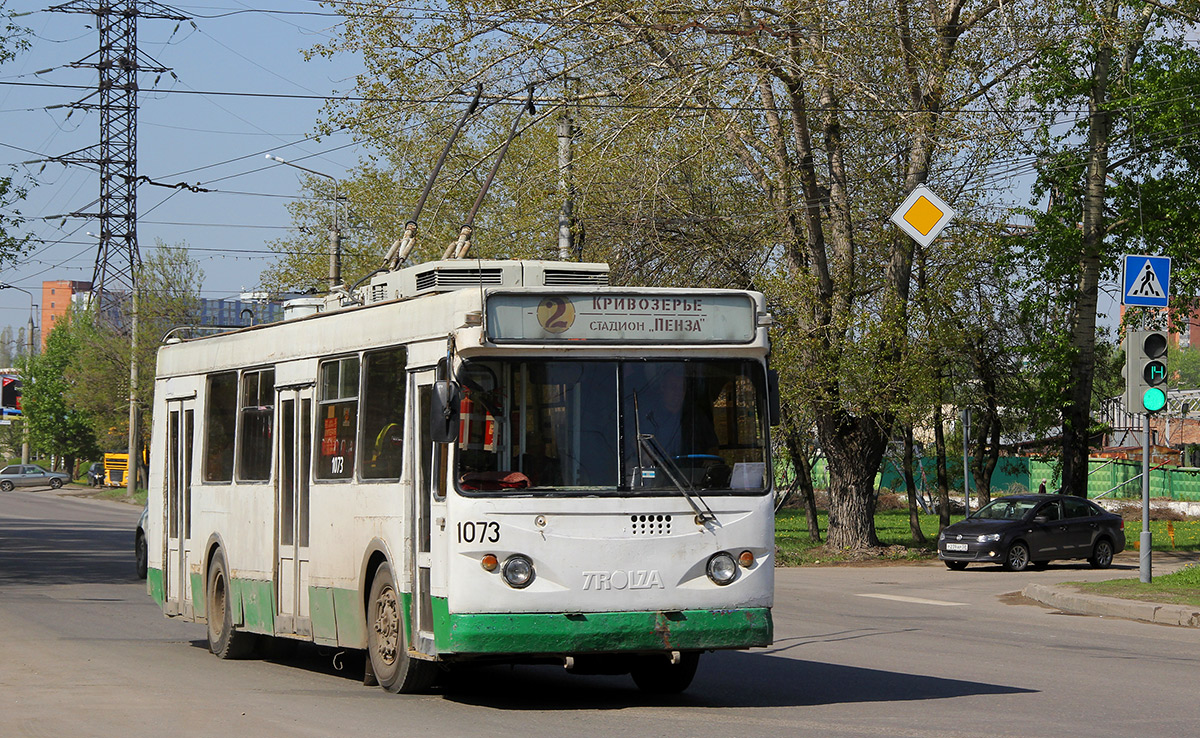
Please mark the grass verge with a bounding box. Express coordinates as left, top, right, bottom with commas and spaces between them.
775, 509, 940, 565
1072, 565, 1200, 608
775, 508, 1200, 566
95, 486, 147, 507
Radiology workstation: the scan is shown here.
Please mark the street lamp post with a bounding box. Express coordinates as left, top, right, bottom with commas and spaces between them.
266, 154, 343, 290
0, 283, 36, 464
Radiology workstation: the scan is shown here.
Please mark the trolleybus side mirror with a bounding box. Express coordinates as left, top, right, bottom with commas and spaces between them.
767, 369, 781, 427
431, 380, 461, 443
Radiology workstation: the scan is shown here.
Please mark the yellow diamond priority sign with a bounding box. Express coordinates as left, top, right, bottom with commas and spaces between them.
890, 185, 956, 246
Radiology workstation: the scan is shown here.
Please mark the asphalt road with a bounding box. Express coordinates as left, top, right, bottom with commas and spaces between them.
2, 487, 1198, 738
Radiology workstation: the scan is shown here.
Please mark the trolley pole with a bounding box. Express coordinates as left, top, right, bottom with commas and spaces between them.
1140, 412, 1152, 583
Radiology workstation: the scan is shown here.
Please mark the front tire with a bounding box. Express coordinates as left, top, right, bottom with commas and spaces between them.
49, 478, 63, 489
1004, 542, 1031, 572
1089, 538, 1115, 569
206, 549, 256, 659
367, 562, 437, 693
630, 651, 701, 693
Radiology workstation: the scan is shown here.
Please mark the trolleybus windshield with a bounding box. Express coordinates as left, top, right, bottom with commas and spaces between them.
455, 359, 769, 495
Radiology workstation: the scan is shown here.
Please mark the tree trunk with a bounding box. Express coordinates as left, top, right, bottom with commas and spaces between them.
903, 423, 927, 543
781, 422, 822, 542
820, 410, 887, 550
794, 450, 822, 543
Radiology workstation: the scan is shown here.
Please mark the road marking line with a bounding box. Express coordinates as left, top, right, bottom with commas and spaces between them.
856, 593, 968, 607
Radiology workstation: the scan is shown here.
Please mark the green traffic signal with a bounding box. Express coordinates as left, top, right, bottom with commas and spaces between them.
1143, 387, 1167, 412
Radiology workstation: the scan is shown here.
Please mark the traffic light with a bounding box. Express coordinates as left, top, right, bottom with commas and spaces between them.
1124, 330, 1168, 414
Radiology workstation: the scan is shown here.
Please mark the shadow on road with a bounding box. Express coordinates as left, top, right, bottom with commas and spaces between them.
0, 518, 138, 585
439, 649, 1035, 709
179, 635, 1034, 710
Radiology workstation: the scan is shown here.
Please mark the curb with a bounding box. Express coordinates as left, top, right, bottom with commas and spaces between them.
1023, 583, 1200, 628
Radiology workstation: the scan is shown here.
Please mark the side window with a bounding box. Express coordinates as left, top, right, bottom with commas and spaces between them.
361, 348, 407, 480
237, 369, 275, 481
1063, 497, 1093, 519
203, 372, 238, 482
0, 466, 17, 475
317, 356, 359, 480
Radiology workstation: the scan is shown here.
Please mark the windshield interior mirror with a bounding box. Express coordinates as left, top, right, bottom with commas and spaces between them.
431, 380, 461, 443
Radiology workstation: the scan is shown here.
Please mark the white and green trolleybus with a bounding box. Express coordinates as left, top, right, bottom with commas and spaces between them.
145, 258, 776, 693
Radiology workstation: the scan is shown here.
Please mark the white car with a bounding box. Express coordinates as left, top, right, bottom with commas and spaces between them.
0, 464, 72, 491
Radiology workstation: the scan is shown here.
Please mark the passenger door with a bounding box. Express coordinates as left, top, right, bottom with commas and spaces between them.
276, 386, 314, 636
164, 398, 196, 618
1061, 496, 1101, 554
409, 369, 443, 657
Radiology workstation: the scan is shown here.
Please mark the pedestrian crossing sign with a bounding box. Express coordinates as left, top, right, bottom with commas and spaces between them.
1122, 255, 1171, 307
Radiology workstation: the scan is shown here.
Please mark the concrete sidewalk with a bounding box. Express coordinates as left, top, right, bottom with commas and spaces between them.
1023, 552, 1200, 628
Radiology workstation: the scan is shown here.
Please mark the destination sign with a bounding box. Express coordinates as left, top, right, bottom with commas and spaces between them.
485, 292, 758, 344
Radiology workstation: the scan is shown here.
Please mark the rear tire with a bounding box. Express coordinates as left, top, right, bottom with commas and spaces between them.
1088, 538, 1115, 569
1004, 542, 1031, 572
206, 549, 256, 659
630, 651, 700, 693
0, 480, 13, 491
944, 561, 968, 571
367, 562, 437, 693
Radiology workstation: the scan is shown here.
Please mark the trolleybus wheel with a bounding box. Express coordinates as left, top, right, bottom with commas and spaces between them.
367, 561, 437, 694
630, 651, 700, 694
206, 549, 256, 659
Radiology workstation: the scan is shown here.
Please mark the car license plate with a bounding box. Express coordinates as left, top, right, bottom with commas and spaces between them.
945, 543, 969, 552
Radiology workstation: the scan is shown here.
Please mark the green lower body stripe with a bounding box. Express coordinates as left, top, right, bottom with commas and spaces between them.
439, 607, 772, 654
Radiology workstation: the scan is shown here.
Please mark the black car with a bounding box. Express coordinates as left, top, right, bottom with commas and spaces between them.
937, 494, 1125, 572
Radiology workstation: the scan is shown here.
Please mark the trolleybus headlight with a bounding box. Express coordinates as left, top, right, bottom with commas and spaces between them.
706, 552, 738, 585
480, 554, 499, 572
501, 555, 535, 588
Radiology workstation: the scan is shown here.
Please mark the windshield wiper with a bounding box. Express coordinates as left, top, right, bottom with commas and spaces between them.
637, 433, 717, 525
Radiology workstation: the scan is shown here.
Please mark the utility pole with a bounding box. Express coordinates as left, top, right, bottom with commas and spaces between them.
50, 0, 189, 497
265, 155, 343, 289
557, 77, 577, 261
961, 407, 970, 518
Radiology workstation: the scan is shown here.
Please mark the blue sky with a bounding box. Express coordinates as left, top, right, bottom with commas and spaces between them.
1, 1, 1130, 341
1, 1, 364, 334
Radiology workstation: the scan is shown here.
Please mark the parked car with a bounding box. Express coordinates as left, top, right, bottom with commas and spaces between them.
135, 507, 148, 579
86, 461, 105, 487
938, 494, 1125, 572
0, 464, 72, 491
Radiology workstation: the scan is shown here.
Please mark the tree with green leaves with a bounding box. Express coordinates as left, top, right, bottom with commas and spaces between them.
280, 1, 1045, 551
62, 243, 204, 451
0, 1, 31, 266
1020, 0, 1200, 496
18, 317, 100, 473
